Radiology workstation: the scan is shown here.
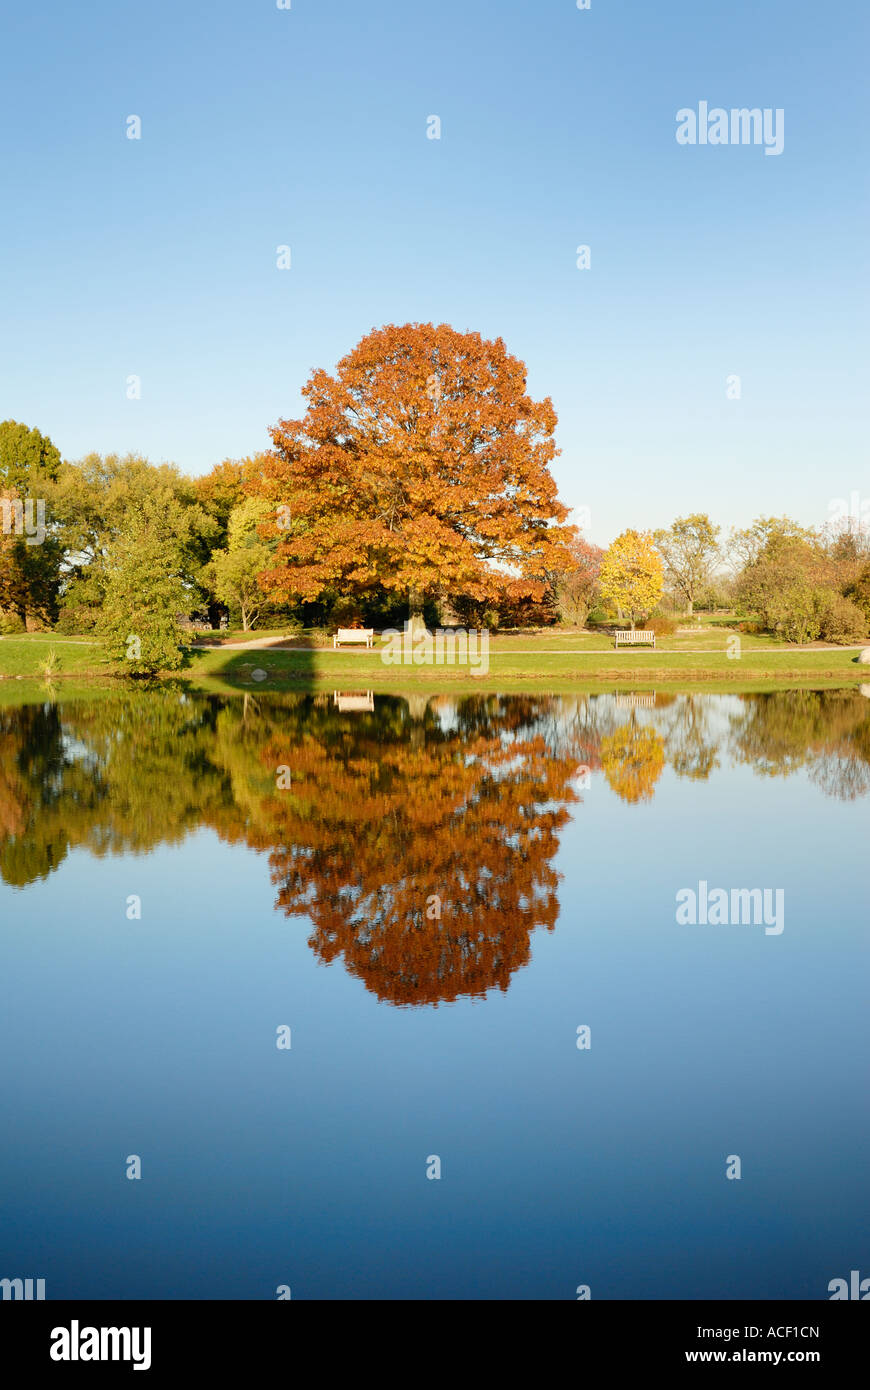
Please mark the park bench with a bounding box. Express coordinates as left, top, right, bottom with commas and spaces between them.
333, 627, 374, 649
613, 629, 656, 649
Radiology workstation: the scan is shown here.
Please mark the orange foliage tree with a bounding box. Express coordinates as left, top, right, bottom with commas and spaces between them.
252, 323, 576, 620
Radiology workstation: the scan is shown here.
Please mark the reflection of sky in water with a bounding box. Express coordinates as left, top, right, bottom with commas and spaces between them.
0, 691, 867, 1299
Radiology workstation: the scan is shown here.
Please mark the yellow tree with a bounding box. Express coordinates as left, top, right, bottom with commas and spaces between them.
600, 720, 666, 803
599, 529, 664, 628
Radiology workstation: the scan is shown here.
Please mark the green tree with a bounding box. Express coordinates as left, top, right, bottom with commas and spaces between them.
726, 516, 817, 575
96, 497, 193, 674
193, 456, 264, 549
51, 453, 218, 630
654, 513, 720, 615
0, 419, 61, 492
205, 497, 274, 630
0, 422, 63, 627
735, 531, 839, 643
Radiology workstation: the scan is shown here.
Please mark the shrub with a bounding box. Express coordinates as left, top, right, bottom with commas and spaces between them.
818, 594, 869, 644
54, 606, 96, 635
586, 606, 608, 627
645, 615, 677, 636
844, 564, 870, 621
498, 592, 557, 628
761, 583, 829, 644
0, 611, 25, 634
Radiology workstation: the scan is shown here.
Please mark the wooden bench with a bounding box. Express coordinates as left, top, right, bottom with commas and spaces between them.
613, 629, 656, 649
333, 627, 374, 649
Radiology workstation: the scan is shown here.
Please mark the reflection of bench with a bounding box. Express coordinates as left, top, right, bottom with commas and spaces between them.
333, 628, 374, 649
614, 629, 655, 649
333, 691, 375, 712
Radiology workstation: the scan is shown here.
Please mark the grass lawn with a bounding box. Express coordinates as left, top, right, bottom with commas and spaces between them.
189, 642, 868, 694
0, 625, 868, 695
0, 634, 108, 680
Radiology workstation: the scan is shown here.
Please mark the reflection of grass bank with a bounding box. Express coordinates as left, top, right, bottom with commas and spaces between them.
0, 676, 866, 711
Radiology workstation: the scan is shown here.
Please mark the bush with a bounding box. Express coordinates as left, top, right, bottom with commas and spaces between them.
0, 611, 25, 634
845, 564, 870, 621
818, 594, 869, 644
645, 615, 677, 636
54, 606, 96, 635
757, 583, 829, 644
586, 606, 608, 627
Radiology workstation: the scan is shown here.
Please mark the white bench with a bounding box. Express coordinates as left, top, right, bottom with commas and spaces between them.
614, 629, 656, 649
333, 627, 374, 649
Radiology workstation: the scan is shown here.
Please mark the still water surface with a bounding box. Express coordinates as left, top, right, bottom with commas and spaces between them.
0, 688, 867, 1299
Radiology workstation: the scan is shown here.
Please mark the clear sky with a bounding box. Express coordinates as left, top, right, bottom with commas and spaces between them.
1, 0, 867, 545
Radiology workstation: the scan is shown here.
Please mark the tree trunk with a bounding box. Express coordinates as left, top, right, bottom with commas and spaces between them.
408, 587, 427, 640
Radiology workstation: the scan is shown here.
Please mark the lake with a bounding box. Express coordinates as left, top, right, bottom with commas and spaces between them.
0, 687, 867, 1300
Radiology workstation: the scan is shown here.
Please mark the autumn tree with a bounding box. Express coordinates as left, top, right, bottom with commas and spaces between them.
252, 323, 575, 625
654, 513, 720, 615
821, 520, 870, 591
550, 535, 604, 627
598, 529, 664, 628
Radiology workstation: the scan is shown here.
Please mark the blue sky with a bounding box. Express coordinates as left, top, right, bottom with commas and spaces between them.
0, 0, 867, 544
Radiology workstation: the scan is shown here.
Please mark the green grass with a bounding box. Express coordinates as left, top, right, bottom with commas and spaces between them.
1, 625, 868, 697
198, 622, 788, 653
188, 642, 867, 693
0, 633, 108, 680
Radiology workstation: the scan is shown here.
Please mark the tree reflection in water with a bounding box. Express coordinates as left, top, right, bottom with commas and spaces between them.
1, 687, 868, 1004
